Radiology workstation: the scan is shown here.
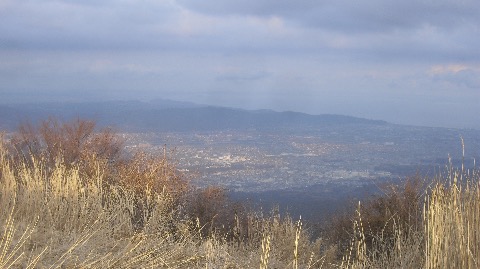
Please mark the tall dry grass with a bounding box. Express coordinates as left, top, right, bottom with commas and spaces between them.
425, 166, 480, 269
340, 201, 424, 269
343, 161, 480, 269
0, 133, 204, 268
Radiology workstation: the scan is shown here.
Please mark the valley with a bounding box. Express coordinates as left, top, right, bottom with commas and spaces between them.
121, 124, 480, 219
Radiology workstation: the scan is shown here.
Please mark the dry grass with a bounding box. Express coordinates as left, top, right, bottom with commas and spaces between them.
342, 162, 480, 269
0, 133, 204, 268
425, 166, 480, 269
340, 202, 424, 269
1, 129, 330, 268
1, 122, 479, 268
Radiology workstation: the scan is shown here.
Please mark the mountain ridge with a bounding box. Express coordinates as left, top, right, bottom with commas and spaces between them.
1, 99, 387, 132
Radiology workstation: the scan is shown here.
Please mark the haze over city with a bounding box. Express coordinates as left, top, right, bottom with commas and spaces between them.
1, 0, 479, 128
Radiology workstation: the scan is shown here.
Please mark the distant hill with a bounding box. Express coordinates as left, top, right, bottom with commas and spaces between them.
0, 99, 387, 132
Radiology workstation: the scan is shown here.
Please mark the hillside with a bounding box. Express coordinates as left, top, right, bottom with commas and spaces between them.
0, 100, 386, 132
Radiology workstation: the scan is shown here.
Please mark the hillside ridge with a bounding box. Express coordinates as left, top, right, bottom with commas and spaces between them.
0, 99, 387, 131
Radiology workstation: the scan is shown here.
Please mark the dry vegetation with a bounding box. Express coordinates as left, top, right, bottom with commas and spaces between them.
333, 152, 480, 269
0, 118, 479, 268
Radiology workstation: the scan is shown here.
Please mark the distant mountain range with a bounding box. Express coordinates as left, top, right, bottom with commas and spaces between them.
0, 99, 387, 132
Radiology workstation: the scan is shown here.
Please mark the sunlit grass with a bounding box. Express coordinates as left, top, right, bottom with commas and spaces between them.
342, 162, 480, 269
1, 129, 479, 268
425, 167, 480, 269
1, 132, 327, 268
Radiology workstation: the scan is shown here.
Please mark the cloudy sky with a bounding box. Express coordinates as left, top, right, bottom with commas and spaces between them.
1, 0, 479, 128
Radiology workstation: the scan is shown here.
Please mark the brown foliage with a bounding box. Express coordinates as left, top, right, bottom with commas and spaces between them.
115, 151, 188, 196
183, 186, 249, 239
10, 117, 122, 170
7, 117, 190, 231
328, 176, 425, 257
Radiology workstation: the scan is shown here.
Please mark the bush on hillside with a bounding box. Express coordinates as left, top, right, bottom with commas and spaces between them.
6, 118, 249, 237
10, 117, 122, 168
183, 186, 250, 239
7, 118, 189, 231
328, 176, 425, 257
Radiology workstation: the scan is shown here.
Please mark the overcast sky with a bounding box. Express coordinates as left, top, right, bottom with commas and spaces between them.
1, 0, 479, 128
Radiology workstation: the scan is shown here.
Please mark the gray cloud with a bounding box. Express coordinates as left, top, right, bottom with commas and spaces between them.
0, 0, 479, 128
177, 0, 480, 32
1, 0, 478, 61
216, 71, 270, 82
431, 68, 480, 89
0, 0, 180, 50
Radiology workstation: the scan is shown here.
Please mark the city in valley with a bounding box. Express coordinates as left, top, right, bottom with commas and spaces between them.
122, 125, 480, 219
2, 101, 479, 218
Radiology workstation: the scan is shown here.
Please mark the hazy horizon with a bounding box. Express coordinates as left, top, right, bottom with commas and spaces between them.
1, 0, 479, 129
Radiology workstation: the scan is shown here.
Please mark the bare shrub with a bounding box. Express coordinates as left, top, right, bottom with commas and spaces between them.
7, 118, 191, 232
340, 202, 425, 269
114, 150, 189, 231
0, 131, 204, 268
328, 176, 425, 258
182, 186, 249, 240
10, 118, 123, 178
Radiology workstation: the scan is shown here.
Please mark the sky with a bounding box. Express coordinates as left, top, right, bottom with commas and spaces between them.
0, 0, 479, 129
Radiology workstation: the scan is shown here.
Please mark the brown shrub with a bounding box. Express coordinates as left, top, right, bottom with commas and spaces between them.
10, 117, 122, 174
7, 117, 190, 231
114, 150, 190, 231
328, 175, 425, 258
183, 186, 249, 239
114, 151, 188, 195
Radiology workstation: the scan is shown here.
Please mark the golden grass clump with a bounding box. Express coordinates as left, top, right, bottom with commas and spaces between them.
425, 167, 480, 269
0, 131, 203, 268
342, 162, 480, 269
